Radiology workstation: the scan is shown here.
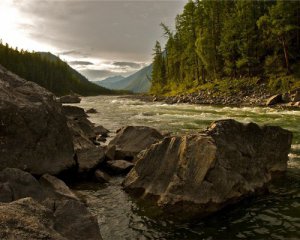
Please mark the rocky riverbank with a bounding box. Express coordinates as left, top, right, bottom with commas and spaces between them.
0, 64, 295, 238
127, 86, 300, 109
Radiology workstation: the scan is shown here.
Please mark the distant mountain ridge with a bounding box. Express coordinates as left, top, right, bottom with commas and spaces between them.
96, 65, 152, 93
0, 43, 114, 96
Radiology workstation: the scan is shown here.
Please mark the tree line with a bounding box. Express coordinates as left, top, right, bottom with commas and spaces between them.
0, 42, 113, 96
151, 0, 300, 95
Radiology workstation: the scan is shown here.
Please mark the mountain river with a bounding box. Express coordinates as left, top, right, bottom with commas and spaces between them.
73, 95, 300, 240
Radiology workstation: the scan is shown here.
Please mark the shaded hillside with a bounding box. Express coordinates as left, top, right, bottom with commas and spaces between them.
96, 65, 152, 93
0, 43, 113, 96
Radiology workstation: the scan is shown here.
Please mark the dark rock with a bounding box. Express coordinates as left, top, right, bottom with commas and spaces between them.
266, 94, 283, 106
86, 108, 97, 114
107, 126, 163, 160
0, 168, 47, 202
123, 119, 292, 220
94, 125, 110, 138
95, 170, 111, 183
58, 94, 81, 104
64, 106, 106, 173
106, 160, 134, 175
293, 91, 300, 102
39, 174, 79, 201
0, 197, 103, 240
0, 168, 103, 239
76, 144, 105, 173
62, 105, 88, 119
0, 65, 75, 175
0, 198, 66, 240
53, 199, 102, 240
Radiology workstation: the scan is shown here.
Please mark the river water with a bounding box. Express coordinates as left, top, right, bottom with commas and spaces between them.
73, 95, 300, 240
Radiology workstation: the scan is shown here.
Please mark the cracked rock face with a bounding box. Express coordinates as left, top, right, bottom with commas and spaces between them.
123, 119, 292, 220
0, 65, 75, 175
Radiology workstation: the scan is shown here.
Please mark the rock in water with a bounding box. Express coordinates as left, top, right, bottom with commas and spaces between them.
266, 94, 283, 106
123, 119, 292, 220
0, 65, 75, 175
107, 126, 163, 160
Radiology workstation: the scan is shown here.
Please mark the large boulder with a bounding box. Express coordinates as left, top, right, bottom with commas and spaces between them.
0, 65, 75, 175
107, 126, 163, 160
123, 120, 292, 220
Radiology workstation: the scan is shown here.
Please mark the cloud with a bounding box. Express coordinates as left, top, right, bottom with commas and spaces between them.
69, 61, 93, 66
113, 61, 142, 69
3, 0, 185, 77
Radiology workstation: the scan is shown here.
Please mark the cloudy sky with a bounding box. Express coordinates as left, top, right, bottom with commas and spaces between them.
0, 0, 186, 81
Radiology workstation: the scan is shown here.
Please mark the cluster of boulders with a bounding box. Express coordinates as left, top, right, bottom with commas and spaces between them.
0, 168, 102, 240
149, 84, 271, 106
0, 65, 104, 239
0, 63, 294, 237
266, 89, 300, 107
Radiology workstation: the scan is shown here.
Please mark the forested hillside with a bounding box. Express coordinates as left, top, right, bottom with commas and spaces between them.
0, 43, 113, 96
151, 0, 300, 95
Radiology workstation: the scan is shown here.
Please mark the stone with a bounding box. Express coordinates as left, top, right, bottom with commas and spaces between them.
293, 91, 300, 102
58, 94, 81, 104
107, 126, 163, 160
39, 174, 79, 201
0, 168, 47, 202
64, 106, 106, 173
106, 160, 134, 175
0, 197, 103, 240
62, 105, 88, 119
53, 199, 102, 240
266, 94, 283, 106
95, 170, 111, 183
0, 198, 67, 240
123, 119, 292, 220
94, 125, 110, 138
0, 65, 75, 175
76, 144, 105, 173
86, 108, 97, 114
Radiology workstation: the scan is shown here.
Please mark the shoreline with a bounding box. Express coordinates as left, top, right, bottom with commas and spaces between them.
122, 91, 300, 110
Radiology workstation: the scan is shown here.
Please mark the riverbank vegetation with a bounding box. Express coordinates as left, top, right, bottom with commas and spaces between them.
0, 43, 115, 96
151, 0, 300, 96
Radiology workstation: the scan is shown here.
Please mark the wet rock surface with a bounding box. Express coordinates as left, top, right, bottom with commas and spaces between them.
123, 119, 292, 220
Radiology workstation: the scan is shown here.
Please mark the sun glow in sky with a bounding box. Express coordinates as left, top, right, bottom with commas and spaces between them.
0, 0, 185, 81
0, 0, 56, 53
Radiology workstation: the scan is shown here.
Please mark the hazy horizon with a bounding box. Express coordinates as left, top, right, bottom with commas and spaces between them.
0, 0, 186, 81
